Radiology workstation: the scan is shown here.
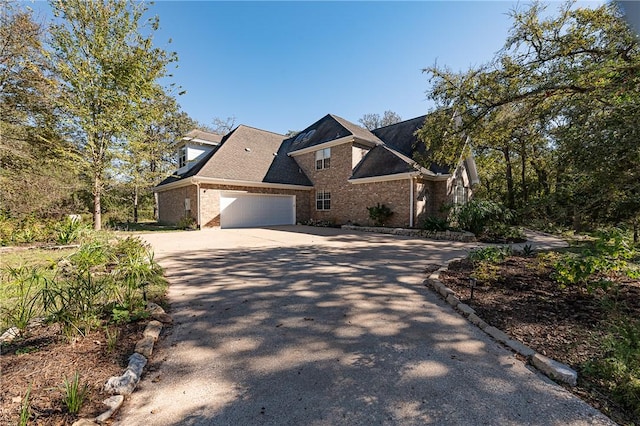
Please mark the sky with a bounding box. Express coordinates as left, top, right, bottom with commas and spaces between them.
31, 1, 606, 135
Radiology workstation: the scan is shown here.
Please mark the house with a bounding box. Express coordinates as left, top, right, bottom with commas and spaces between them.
155, 113, 478, 229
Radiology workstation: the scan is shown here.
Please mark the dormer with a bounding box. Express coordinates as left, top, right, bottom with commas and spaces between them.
175, 129, 223, 175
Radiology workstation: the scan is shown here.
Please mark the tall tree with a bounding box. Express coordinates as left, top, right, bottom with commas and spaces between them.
358, 110, 402, 130
0, 1, 81, 217
49, 0, 177, 229
418, 1, 640, 231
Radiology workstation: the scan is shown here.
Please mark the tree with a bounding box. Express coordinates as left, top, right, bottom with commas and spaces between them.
417, 1, 640, 232
122, 90, 195, 223
0, 1, 81, 218
49, 0, 177, 230
358, 110, 402, 130
211, 116, 236, 135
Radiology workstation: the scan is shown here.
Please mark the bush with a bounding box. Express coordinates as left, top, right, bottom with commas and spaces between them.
367, 203, 394, 227
421, 216, 449, 232
451, 200, 513, 236
176, 216, 197, 230
480, 223, 527, 243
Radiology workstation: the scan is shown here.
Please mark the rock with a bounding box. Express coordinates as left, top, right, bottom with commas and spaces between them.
456, 303, 475, 317
445, 293, 460, 307
0, 326, 20, 344
104, 353, 147, 395
147, 302, 166, 315
135, 336, 155, 358
531, 353, 578, 387
143, 320, 163, 341
95, 395, 124, 423
152, 312, 173, 324
72, 419, 98, 426
467, 313, 488, 330
505, 339, 536, 359
484, 326, 510, 344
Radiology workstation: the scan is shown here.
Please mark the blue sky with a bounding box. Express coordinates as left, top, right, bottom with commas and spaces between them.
32, 1, 605, 134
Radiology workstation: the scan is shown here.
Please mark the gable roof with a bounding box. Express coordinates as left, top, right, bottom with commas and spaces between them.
287, 114, 382, 153
158, 125, 311, 188
370, 115, 450, 175
179, 129, 223, 146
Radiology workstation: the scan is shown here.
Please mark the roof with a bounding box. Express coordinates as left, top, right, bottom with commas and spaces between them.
287, 114, 381, 153
158, 125, 312, 188
183, 129, 223, 144
371, 115, 450, 175
350, 146, 416, 179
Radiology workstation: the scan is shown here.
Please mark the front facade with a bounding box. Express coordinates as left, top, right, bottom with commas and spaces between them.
155, 114, 478, 229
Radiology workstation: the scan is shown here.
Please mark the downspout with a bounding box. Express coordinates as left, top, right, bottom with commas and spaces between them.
409, 177, 414, 228
196, 180, 202, 230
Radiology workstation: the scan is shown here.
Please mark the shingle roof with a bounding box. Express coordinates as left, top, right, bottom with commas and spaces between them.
182, 129, 223, 144
287, 114, 381, 153
350, 146, 416, 179
371, 115, 450, 175
158, 125, 312, 188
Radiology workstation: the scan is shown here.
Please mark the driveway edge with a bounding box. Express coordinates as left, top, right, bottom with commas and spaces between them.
426, 263, 578, 387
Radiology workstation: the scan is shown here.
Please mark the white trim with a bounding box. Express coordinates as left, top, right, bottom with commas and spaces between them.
348, 172, 420, 184
196, 182, 201, 229
154, 176, 312, 193
287, 136, 354, 157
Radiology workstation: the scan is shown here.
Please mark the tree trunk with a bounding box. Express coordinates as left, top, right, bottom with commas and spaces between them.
520, 145, 528, 206
93, 176, 102, 231
503, 147, 515, 210
133, 185, 139, 223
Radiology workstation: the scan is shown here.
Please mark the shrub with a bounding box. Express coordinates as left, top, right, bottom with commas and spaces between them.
480, 223, 527, 243
55, 216, 86, 245
451, 200, 513, 236
176, 216, 197, 230
421, 216, 449, 232
1, 266, 48, 331
367, 203, 393, 227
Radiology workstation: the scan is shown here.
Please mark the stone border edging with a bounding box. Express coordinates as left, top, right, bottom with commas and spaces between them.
72, 302, 172, 426
341, 225, 476, 242
426, 263, 578, 387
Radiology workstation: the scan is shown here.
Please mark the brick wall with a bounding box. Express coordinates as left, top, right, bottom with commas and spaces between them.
293, 143, 413, 227
157, 185, 198, 225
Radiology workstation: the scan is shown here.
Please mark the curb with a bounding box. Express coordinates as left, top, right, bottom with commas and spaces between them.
72, 302, 172, 426
425, 265, 578, 388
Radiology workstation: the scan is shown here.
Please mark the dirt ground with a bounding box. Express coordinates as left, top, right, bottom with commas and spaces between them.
0, 321, 146, 425
440, 255, 640, 425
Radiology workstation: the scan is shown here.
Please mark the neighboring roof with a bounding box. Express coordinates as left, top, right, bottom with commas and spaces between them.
287, 114, 381, 153
158, 125, 312, 188
371, 115, 450, 175
181, 129, 223, 145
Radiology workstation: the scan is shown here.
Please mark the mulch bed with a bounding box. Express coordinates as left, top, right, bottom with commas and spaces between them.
439, 255, 640, 425
0, 321, 145, 425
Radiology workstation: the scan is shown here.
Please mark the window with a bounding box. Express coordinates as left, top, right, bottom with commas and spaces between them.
315, 147, 331, 170
316, 191, 331, 210
454, 178, 467, 205
178, 147, 187, 168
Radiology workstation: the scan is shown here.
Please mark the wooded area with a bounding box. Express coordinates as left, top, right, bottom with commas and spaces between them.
417, 1, 639, 240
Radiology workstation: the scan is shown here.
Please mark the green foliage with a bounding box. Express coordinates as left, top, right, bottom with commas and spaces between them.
1, 266, 47, 331
176, 216, 197, 230
55, 216, 86, 245
421, 216, 450, 232
62, 371, 89, 414
481, 223, 526, 244
553, 229, 638, 292
469, 246, 513, 264
19, 384, 31, 426
583, 318, 640, 419
450, 200, 513, 236
105, 326, 119, 352
367, 203, 394, 227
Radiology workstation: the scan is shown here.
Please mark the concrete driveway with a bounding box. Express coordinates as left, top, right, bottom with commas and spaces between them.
115, 226, 610, 425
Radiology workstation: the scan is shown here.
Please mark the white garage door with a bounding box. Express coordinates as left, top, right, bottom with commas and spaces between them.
220, 193, 295, 228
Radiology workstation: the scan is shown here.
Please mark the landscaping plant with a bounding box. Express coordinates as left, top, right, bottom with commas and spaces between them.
19, 385, 31, 426
62, 372, 89, 414
1, 266, 47, 331
367, 203, 393, 226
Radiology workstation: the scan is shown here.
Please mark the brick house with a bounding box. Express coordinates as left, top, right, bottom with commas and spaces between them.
155, 113, 478, 229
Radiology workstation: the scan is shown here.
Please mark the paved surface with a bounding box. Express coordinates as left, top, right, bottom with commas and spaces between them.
115, 226, 611, 425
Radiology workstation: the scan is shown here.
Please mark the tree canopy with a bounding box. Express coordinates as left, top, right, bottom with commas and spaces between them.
417, 0, 640, 233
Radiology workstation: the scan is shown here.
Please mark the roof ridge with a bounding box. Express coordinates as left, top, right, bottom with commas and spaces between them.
372, 115, 428, 131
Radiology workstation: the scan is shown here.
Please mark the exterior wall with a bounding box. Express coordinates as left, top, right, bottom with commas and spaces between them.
415, 179, 449, 225
293, 143, 412, 227
157, 185, 198, 225
199, 184, 311, 228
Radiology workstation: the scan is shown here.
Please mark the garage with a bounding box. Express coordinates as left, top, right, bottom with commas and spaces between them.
220, 192, 296, 228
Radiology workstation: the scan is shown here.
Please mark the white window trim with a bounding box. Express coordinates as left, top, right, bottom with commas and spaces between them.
316, 191, 331, 211
315, 147, 331, 170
